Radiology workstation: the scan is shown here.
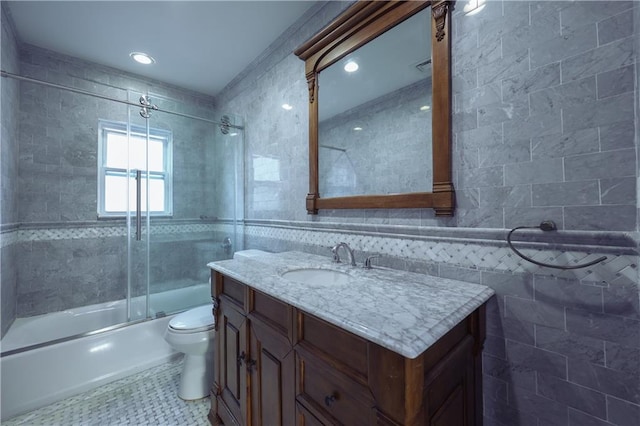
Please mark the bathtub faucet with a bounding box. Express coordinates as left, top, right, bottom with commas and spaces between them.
221, 237, 232, 256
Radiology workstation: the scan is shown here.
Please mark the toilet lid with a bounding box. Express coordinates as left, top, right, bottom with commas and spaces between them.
169, 305, 215, 332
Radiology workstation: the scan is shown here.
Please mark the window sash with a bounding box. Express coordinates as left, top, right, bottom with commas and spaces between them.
98, 120, 173, 217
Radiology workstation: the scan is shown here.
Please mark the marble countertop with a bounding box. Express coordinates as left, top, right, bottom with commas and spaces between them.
208, 250, 495, 359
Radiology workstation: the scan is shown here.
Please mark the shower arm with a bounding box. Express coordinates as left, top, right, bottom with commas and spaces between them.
506, 221, 607, 270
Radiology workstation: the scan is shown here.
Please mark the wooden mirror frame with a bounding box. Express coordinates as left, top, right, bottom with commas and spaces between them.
294, 0, 454, 216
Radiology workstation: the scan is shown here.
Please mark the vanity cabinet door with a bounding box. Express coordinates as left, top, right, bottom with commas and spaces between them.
248, 289, 295, 426
424, 335, 476, 426
248, 318, 295, 426
216, 301, 248, 426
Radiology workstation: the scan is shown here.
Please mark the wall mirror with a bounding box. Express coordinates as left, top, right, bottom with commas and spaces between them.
294, 0, 454, 216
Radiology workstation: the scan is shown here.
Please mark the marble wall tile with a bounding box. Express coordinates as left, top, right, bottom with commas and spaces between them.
605, 342, 640, 375
504, 158, 563, 185
478, 186, 531, 209
596, 64, 636, 99
568, 408, 613, 426
561, 36, 635, 82
563, 92, 634, 133
560, 1, 636, 33
564, 205, 637, 231
566, 308, 640, 348
568, 359, 640, 405
536, 324, 605, 365
599, 120, 636, 151
502, 63, 561, 100
530, 23, 597, 69
458, 165, 504, 189
565, 148, 636, 181
477, 49, 529, 86
482, 353, 537, 393
529, 76, 596, 116
531, 128, 599, 159
506, 340, 568, 379
537, 373, 607, 420
483, 397, 538, 426
477, 96, 529, 127
532, 180, 600, 207
504, 296, 565, 329
607, 396, 640, 426
508, 385, 570, 425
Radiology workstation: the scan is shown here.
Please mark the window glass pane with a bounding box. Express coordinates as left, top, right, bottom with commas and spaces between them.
129, 134, 147, 170
148, 177, 165, 212
124, 176, 165, 213
148, 138, 164, 172
105, 132, 128, 169
104, 174, 128, 212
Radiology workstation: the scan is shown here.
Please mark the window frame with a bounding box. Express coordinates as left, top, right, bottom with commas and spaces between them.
97, 119, 173, 218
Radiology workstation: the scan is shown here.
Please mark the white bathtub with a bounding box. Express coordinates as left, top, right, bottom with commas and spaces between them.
0, 283, 212, 421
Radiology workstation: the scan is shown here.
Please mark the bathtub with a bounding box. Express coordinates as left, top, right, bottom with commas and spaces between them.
0, 283, 211, 421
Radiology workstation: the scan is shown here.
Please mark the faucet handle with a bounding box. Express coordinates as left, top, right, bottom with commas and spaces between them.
330, 245, 341, 263
363, 255, 381, 269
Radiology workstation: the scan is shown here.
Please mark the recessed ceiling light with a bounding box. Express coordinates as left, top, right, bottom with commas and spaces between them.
229, 132, 238, 137
463, 0, 486, 16
420, 105, 431, 111
282, 103, 293, 110
344, 61, 359, 73
353, 126, 363, 131
130, 52, 155, 65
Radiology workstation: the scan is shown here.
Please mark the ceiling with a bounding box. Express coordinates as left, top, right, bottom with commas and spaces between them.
5, 1, 317, 97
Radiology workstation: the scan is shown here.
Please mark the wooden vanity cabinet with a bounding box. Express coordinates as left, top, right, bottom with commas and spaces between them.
210, 273, 296, 426
210, 271, 486, 426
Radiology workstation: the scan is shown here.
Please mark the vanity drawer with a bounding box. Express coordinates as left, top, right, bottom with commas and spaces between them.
296, 312, 368, 383
249, 289, 291, 336
296, 352, 375, 426
216, 273, 246, 308
296, 402, 325, 426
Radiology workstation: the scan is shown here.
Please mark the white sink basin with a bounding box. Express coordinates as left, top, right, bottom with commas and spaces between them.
281, 268, 351, 286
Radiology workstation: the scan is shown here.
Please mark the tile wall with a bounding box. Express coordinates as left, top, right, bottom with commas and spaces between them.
1, 3, 21, 337
0, 22, 239, 325
214, 1, 640, 425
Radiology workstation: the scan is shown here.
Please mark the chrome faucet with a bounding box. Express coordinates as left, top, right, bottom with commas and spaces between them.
331, 242, 356, 266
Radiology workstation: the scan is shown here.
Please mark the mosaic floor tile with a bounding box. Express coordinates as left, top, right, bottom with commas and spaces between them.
3, 358, 210, 426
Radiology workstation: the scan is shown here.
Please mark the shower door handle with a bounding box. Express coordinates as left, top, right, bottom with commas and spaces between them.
135, 170, 142, 241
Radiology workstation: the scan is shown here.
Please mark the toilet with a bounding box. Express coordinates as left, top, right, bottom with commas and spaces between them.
164, 304, 216, 400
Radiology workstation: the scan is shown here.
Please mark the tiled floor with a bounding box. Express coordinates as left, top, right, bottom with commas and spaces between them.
3, 358, 210, 426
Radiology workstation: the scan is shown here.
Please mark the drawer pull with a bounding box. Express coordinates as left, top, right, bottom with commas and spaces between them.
324, 393, 338, 407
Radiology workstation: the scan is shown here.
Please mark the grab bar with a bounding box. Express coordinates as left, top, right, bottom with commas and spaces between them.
507, 221, 607, 270
135, 170, 142, 241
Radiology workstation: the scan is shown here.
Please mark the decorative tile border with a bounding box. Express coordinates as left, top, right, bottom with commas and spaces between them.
2, 219, 637, 286
1, 222, 227, 247
242, 222, 638, 285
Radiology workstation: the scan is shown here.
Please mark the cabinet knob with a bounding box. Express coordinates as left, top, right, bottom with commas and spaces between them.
324, 393, 338, 407
237, 351, 257, 372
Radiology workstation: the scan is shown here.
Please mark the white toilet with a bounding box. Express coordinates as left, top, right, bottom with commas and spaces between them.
164, 304, 216, 400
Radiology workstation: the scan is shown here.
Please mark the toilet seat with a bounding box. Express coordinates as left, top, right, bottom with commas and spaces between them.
169, 305, 215, 334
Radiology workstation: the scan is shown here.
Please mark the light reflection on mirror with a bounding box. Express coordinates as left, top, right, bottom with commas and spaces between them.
317, 7, 433, 198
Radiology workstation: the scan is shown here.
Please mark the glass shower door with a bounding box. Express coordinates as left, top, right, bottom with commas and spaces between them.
145, 95, 239, 317
126, 92, 244, 319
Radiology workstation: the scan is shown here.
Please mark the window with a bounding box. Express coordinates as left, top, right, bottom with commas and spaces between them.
98, 120, 172, 217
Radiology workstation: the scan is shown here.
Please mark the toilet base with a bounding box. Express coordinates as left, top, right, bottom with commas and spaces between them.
178, 352, 214, 400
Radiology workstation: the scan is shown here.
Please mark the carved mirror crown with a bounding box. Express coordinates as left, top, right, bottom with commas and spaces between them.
294, 0, 454, 216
